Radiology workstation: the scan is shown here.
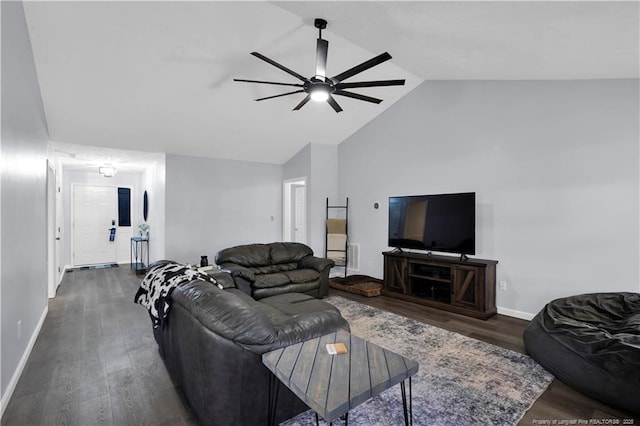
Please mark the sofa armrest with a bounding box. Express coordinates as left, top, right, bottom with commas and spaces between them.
273, 311, 350, 349
173, 280, 277, 345
218, 263, 256, 283
205, 271, 236, 289
171, 280, 349, 354
298, 256, 334, 273
298, 256, 334, 298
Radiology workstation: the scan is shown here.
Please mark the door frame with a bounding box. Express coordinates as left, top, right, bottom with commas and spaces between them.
47, 161, 58, 298
283, 177, 307, 243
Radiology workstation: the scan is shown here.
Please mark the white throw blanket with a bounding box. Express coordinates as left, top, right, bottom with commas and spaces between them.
134, 261, 220, 328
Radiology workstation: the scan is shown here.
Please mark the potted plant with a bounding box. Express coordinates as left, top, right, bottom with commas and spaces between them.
138, 223, 150, 239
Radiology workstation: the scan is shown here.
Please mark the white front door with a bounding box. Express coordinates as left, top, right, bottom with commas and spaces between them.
72, 185, 118, 266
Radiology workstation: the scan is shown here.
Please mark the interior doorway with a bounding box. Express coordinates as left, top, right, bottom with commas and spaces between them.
283, 178, 307, 243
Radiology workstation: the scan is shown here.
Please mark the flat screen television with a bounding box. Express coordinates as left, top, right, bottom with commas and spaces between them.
388, 192, 476, 255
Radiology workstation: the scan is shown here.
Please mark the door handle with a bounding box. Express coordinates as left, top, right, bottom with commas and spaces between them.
55, 237, 60, 240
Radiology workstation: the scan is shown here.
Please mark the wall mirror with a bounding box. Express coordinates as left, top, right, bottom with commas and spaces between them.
143, 190, 149, 222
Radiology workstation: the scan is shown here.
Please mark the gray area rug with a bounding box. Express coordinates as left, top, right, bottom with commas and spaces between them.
281, 296, 553, 426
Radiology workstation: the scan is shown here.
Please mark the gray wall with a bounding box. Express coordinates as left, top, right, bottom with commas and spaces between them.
309, 144, 338, 257
283, 143, 338, 257
142, 156, 166, 262
283, 143, 311, 182
338, 79, 639, 318
165, 154, 282, 264
283, 143, 311, 246
1, 0, 49, 406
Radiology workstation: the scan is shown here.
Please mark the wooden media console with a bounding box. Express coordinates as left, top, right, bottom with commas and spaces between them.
382, 251, 498, 319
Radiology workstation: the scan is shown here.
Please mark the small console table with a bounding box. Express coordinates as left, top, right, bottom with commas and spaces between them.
263, 329, 418, 425
383, 251, 498, 319
130, 236, 149, 273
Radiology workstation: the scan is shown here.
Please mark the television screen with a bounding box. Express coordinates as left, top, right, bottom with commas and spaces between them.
388, 192, 476, 255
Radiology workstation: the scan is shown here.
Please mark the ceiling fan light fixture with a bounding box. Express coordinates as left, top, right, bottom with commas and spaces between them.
310, 87, 329, 102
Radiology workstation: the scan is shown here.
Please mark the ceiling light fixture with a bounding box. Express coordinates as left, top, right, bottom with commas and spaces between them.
99, 166, 117, 177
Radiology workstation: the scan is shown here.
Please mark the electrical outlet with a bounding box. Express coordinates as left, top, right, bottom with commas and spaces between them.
367, 260, 373, 268
17, 320, 22, 340
499, 281, 507, 291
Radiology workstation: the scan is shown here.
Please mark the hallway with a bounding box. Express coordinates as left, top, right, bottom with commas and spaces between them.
2, 266, 194, 425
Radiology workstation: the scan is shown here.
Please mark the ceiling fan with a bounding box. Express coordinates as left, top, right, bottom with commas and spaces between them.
234, 18, 405, 113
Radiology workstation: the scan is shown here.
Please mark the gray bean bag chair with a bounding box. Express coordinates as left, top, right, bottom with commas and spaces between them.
524, 292, 640, 415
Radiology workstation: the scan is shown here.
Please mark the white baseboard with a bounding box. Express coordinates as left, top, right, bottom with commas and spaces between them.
0, 305, 48, 418
55, 265, 70, 292
497, 306, 535, 321
59, 264, 72, 284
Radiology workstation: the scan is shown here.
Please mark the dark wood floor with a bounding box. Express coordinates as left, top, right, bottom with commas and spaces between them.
2, 266, 196, 426
2, 267, 638, 425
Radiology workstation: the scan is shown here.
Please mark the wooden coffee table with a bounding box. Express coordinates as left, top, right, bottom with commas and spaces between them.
262, 329, 419, 425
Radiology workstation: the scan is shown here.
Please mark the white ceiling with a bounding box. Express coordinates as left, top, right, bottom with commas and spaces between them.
51, 141, 163, 174
23, 1, 639, 166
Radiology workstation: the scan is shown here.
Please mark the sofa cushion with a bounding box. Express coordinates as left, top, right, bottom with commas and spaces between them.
283, 269, 319, 284
223, 289, 293, 325
252, 269, 319, 291
216, 243, 272, 267
269, 242, 313, 264
253, 282, 320, 300
216, 242, 314, 269
250, 262, 298, 275
254, 273, 290, 289
261, 293, 340, 317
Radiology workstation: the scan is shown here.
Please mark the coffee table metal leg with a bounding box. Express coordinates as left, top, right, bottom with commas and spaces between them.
400, 380, 409, 426
315, 412, 347, 426
268, 374, 279, 426
409, 377, 413, 426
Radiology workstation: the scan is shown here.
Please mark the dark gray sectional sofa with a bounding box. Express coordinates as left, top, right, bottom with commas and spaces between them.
153, 269, 349, 425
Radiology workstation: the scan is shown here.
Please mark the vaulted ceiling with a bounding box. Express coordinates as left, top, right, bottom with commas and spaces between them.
23, 1, 639, 165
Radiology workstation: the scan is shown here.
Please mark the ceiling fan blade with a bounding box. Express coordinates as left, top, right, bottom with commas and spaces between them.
293, 95, 311, 111
234, 78, 303, 88
327, 95, 343, 113
250, 52, 308, 82
331, 52, 392, 82
315, 38, 328, 78
335, 79, 405, 89
255, 90, 304, 102
334, 90, 383, 104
